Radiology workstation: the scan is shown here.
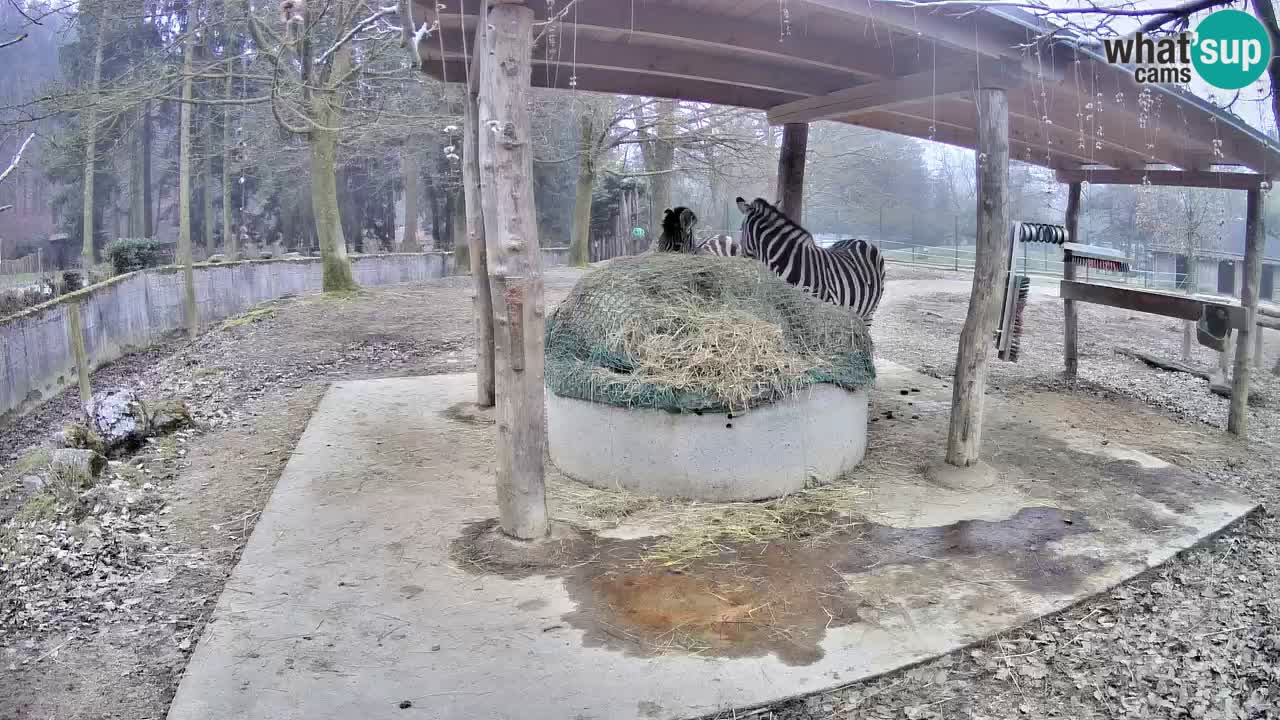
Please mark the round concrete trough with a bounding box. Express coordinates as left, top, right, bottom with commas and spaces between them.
546, 386, 868, 502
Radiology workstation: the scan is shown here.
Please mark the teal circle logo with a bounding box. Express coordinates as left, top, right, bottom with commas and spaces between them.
1192, 10, 1272, 90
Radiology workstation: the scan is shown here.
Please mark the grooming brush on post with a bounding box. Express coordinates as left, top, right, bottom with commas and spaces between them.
995, 223, 1064, 362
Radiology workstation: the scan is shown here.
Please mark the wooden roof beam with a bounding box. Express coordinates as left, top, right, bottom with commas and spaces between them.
854, 109, 1093, 169
424, 1, 914, 82
422, 58, 794, 110
425, 31, 849, 101
1055, 168, 1270, 190
766, 61, 1022, 126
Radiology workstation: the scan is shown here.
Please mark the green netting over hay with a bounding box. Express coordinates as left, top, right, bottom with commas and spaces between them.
545, 253, 875, 413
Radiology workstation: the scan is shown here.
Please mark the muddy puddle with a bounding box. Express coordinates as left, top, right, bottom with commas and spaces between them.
453, 506, 1094, 666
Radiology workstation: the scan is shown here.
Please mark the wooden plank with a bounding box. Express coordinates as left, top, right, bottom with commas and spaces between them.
1116, 347, 1210, 381
477, 2, 548, 540
946, 87, 1008, 468
463, 13, 494, 407
776, 123, 808, 222
1229, 187, 1264, 436
1055, 168, 1268, 190
1063, 182, 1081, 377
1059, 280, 1249, 327
766, 62, 1020, 125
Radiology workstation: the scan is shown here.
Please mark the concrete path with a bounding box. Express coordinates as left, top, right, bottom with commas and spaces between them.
166, 371, 1256, 720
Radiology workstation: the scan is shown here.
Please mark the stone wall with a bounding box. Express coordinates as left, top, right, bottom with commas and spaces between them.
1, 250, 569, 421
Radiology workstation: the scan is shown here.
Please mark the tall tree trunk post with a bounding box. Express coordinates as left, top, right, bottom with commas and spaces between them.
478, 1, 548, 540
310, 103, 358, 290
451, 185, 468, 270
946, 88, 1009, 467
129, 108, 145, 237
1063, 181, 1081, 377
222, 62, 234, 257
464, 64, 495, 406
143, 102, 154, 238
400, 144, 420, 251
1228, 188, 1264, 436
775, 122, 808, 223
66, 302, 92, 407
81, 15, 106, 268
569, 111, 595, 266
178, 37, 198, 340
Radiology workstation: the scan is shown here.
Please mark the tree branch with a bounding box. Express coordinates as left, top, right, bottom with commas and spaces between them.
0, 132, 35, 184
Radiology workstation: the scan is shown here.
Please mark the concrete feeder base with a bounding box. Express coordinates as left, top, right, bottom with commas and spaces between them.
546, 385, 869, 501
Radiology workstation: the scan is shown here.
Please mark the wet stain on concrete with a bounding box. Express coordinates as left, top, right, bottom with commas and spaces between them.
452, 506, 1094, 666
440, 401, 495, 426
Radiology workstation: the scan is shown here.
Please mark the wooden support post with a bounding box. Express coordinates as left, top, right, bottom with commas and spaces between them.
946, 88, 1008, 467
477, 1, 549, 540
463, 27, 495, 408
1255, 324, 1264, 369
66, 302, 92, 407
1063, 181, 1081, 378
1228, 187, 1264, 436
775, 122, 808, 223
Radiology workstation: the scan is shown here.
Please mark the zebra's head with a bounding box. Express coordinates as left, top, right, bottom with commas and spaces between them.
661, 206, 698, 252
735, 197, 773, 258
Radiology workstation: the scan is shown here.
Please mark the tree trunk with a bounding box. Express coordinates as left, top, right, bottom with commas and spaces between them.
946, 88, 1009, 467
639, 100, 675, 235
143, 102, 153, 238
203, 134, 215, 256
1228, 188, 1264, 436
776, 123, 808, 224
1063, 182, 1081, 376
178, 37, 198, 340
400, 145, 420, 251
223, 63, 234, 257
451, 186, 469, 271
569, 112, 595, 266
423, 170, 443, 249
478, 2, 548, 540
81, 15, 106, 267
310, 40, 357, 292
310, 123, 357, 291
464, 73, 495, 406
129, 108, 144, 238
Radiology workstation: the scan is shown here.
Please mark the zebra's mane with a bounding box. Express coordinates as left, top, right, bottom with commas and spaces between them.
747, 198, 815, 245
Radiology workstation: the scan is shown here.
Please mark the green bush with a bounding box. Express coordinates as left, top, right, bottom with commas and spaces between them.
105, 238, 167, 275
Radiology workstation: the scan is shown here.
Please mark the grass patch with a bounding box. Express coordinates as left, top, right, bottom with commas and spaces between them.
222, 306, 277, 329
12, 491, 60, 525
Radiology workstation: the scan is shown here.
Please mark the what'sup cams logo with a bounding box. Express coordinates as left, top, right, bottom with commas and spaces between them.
1101, 9, 1273, 90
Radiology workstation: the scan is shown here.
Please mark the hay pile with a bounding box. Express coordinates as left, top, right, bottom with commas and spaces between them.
545, 253, 875, 413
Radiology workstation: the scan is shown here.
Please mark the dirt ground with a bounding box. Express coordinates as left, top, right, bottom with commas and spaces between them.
1, 263, 1277, 720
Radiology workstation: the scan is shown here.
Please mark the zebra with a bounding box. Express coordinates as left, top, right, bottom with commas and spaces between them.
734, 197, 885, 323
695, 233, 739, 257
657, 207, 698, 253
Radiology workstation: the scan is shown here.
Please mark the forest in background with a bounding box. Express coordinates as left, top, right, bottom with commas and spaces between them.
1, 0, 1280, 290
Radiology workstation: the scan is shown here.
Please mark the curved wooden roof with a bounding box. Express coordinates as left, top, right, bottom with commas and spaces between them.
410, 0, 1280, 177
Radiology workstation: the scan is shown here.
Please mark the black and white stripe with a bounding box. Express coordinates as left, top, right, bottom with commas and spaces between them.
735, 197, 885, 322
695, 233, 739, 257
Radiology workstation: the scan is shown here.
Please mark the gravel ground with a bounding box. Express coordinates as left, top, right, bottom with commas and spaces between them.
1, 262, 1277, 720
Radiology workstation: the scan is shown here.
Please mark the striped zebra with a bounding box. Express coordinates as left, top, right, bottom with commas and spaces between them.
657, 207, 698, 253
695, 233, 739, 257
734, 197, 885, 322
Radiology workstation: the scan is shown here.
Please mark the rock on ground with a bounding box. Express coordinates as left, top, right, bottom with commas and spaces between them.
48, 449, 106, 489
84, 389, 147, 455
